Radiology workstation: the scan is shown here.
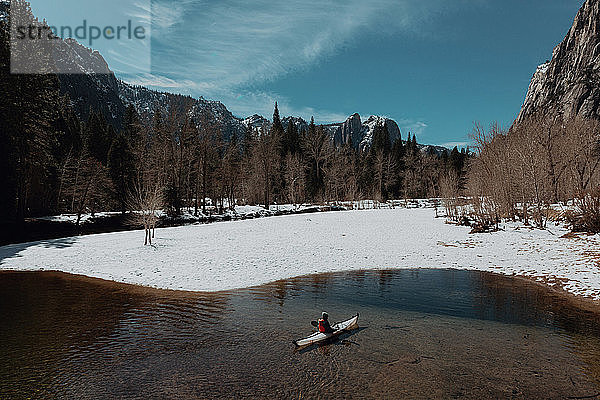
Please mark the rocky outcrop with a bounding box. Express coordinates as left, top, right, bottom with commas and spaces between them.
518, 0, 600, 122
57, 39, 126, 129
282, 116, 309, 133
360, 115, 401, 150
325, 114, 401, 150
335, 113, 362, 146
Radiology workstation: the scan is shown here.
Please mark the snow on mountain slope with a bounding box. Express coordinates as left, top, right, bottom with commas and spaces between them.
0, 1, 447, 151
282, 116, 308, 132
242, 114, 271, 133
359, 115, 401, 150
243, 112, 446, 153
117, 80, 247, 140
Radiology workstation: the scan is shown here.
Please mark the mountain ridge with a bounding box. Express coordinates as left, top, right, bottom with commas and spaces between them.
2, 0, 449, 151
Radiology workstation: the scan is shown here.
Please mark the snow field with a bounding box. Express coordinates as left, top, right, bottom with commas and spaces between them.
1, 208, 599, 299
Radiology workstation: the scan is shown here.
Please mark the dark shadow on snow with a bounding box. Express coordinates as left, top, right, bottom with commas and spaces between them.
0, 236, 78, 265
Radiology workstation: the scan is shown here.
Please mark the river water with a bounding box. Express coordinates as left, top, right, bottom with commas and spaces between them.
2, 269, 600, 399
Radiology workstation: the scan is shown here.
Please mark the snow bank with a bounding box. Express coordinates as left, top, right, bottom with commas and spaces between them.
36, 204, 323, 225
1, 208, 599, 299
38, 211, 123, 224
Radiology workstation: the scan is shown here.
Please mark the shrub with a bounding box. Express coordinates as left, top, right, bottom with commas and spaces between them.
568, 188, 600, 233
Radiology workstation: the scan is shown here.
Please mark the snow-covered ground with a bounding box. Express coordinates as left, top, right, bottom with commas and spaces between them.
1, 208, 599, 299
38, 211, 123, 224
36, 204, 324, 225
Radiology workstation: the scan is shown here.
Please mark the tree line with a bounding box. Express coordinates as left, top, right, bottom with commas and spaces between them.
0, 0, 470, 230
444, 114, 600, 232
0, 64, 468, 226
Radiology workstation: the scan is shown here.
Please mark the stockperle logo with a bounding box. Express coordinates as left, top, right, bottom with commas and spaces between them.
9, 0, 151, 74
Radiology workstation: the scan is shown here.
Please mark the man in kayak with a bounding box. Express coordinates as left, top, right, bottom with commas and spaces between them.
318, 312, 334, 333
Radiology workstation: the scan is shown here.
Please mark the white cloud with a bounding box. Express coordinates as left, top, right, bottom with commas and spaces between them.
126, 73, 216, 91
120, 0, 474, 128
397, 119, 428, 137
150, 0, 435, 89
441, 141, 471, 149
141, 1, 451, 110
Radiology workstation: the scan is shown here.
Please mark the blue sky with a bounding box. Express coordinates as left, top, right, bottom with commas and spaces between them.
30, 0, 583, 146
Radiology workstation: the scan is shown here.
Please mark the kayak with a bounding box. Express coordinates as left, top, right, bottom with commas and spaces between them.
293, 314, 359, 347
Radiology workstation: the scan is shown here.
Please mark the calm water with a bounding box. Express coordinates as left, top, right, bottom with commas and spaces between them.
2, 269, 600, 399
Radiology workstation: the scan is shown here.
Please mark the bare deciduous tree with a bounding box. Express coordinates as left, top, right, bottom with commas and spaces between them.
251, 123, 281, 209
465, 115, 600, 230
128, 179, 163, 245
284, 153, 305, 208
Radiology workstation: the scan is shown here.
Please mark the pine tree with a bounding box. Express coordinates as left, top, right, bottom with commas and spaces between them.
285, 119, 300, 155
108, 131, 135, 213
242, 124, 256, 157
441, 149, 449, 168
411, 134, 418, 156
392, 136, 404, 162
0, 2, 63, 221
308, 116, 316, 137
123, 104, 142, 144
272, 101, 284, 136
391, 136, 405, 197
84, 111, 111, 163
370, 121, 391, 156
450, 146, 463, 174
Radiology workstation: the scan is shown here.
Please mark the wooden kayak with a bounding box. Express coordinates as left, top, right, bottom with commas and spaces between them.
293, 314, 359, 347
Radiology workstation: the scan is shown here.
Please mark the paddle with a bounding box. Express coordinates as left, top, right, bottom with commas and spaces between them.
311, 320, 318, 328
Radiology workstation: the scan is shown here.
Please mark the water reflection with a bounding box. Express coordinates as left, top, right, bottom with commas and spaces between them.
474, 272, 600, 335
2, 269, 600, 399
0, 271, 230, 399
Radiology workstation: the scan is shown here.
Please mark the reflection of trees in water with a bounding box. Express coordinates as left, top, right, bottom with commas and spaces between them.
0, 272, 147, 397
348, 269, 366, 284
471, 272, 532, 324
249, 271, 371, 308
248, 279, 292, 308
310, 272, 333, 293
474, 272, 600, 335
475, 272, 600, 386
0, 271, 230, 398
475, 272, 558, 326
377, 270, 395, 288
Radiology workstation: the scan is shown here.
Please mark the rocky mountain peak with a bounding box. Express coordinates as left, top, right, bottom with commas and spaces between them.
282, 116, 308, 132
517, 0, 600, 122
242, 114, 270, 133
337, 113, 362, 146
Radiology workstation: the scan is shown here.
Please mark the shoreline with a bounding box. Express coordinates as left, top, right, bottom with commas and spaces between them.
1, 208, 599, 301
0, 204, 346, 246
2, 268, 600, 316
